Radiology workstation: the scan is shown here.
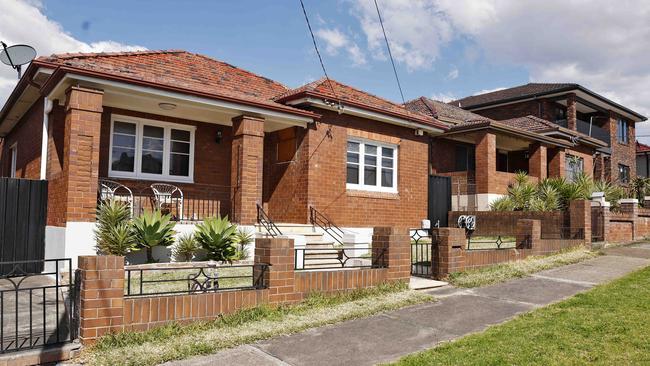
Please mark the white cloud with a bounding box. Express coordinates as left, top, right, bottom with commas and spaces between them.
0, 0, 145, 106
315, 28, 367, 67
430, 92, 456, 103
447, 67, 459, 80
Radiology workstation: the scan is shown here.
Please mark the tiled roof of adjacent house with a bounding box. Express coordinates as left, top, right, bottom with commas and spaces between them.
404, 97, 492, 124
499, 115, 560, 132
637, 141, 650, 153
450, 83, 579, 109
276, 78, 445, 129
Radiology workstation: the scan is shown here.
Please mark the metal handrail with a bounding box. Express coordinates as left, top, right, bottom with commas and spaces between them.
256, 204, 283, 237
309, 206, 345, 245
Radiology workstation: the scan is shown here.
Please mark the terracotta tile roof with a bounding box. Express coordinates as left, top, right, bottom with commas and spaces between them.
499, 115, 560, 132
35, 50, 315, 116
450, 83, 578, 109
404, 97, 492, 125
637, 141, 650, 153
276, 78, 446, 129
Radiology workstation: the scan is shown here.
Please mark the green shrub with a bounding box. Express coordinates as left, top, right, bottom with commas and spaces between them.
95, 199, 137, 256
194, 216, 238, 263
233, 229, 254, 260
132, 210, 176, 263
172, 233, 200, 262
490, 196, 516, 211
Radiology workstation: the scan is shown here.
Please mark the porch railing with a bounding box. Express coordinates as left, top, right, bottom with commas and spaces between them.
256, 204, 283, 237
309, 206, 345, 245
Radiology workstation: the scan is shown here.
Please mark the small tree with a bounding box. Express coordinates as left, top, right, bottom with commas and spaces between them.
94, 199, 137, 256
233, 229, 254, 260
194, 216, 238, 263
132, 210, 176, 263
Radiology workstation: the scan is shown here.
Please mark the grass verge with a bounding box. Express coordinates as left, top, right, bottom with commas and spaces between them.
448, 246, 600, 288
80, 282, 432, 366
393, 265, 650, 365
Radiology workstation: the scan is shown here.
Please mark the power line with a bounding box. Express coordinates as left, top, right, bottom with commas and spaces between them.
373, 0, 406, 106
299, 0, 340, 106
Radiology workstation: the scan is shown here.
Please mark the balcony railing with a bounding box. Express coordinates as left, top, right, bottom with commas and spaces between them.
554, 119, 610, 145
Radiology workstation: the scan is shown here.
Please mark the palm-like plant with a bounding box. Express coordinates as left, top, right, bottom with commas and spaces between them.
490, 196, 516, 211
233, 229, 254, 260
172, 233, 200, 262
194, 216, 238, 263
132, 210, 176, 263
95, 199, 137, 256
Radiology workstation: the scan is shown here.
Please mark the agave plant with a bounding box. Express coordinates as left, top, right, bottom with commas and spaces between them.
490, 196, 516, 211
194, 216, 238, 263
94, 199, 138, 256
172, 233, 200, 262
132, 210, 176, 263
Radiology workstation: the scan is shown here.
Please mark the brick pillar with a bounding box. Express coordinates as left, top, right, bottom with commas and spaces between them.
548, 148, 566, 178
516, 219, 541, 253
231, 115, 265, 224
254, 237, 297, 304
528, 143, 547, 180
475, 131, 496, 194
63, 86, 103, 222
569, 200, 592, 247
371, 227, 411, 283
78, 256, 125, 344
432, 227, 465, 279
567, 93, 577, 131
593, 153, 604, 180
619, 199, 639, 239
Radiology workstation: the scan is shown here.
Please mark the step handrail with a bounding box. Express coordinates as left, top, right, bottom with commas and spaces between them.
256, 204, 283, 237
309, 206, 345, 246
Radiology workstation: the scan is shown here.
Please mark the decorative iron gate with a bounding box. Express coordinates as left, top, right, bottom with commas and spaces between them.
411, 229, 435, 278
0, 178, 48, 274
428, 175, 451, 228
0, 258, 77, 353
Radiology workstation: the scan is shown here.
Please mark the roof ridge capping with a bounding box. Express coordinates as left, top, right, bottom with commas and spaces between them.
37, 49, 182, 61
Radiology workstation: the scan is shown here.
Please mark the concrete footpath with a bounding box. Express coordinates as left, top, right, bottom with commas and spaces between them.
164, 244, 650, 366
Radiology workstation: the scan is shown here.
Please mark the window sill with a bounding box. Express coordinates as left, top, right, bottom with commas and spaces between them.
346, 189, 399, 200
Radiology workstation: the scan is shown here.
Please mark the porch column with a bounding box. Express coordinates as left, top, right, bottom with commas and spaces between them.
63, 86, 103, 222
475, 131, 496, 194
231, 115, 264, 225
548, 147, 566, 178
567, 93, 577, 131
528, 143, 547, 180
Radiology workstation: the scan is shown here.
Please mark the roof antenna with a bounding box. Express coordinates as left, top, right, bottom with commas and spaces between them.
0, 41, 36, 79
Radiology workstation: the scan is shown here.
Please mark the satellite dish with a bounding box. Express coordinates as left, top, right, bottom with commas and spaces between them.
0, 42, 37, 79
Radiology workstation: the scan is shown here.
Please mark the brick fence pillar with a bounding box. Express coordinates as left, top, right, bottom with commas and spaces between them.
619, 199, 639, 239
254, 237, 297, 304
569, 199, 592, 247
63, 86, 103, 222
78, 256, 125, 344
528, 143, 547, 180
371, 227, 411, 283
516, 219, 541, 254
231, 115, 264, 225
432, 227, 465, 279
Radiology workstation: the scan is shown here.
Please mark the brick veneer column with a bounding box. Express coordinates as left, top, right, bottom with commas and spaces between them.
475, 131, 496, 194
619, 199, 639, 240
548, 147, 566, 178
528, 143, 547, 180
63, 86, 103, 222
78, 255, 125, 344
432, 227, 466, 279
516, 219, 541, 253
371, 227, 410, 282
254, 237, 297, 304
569, 200, 592, 246
566, 93, 577, 131
231, 115, 265, 225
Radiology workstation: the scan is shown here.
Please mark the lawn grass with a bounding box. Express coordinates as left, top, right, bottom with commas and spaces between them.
448, 246, 600, 288
393, 265, 650, 366
80, 282, 432, 366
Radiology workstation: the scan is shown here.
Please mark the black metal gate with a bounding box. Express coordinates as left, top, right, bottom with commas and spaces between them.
411, 229, 435, 278
0, 178, 48, 274
428, 175, 451, 228
0, 258, 77, 353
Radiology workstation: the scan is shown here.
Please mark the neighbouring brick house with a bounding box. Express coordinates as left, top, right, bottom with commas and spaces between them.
637, 141, 650, 178
450, 83, 647, 185
0, 50, 446, 265
405, 97, 606, 210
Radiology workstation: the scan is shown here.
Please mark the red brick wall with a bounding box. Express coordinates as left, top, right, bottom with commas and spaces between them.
449, 210, 566, 236
0, 98, 43, 178
473, 100, 541, 121
609, 221, 633, 242
46, 103, 69, 226
604, 111, 636, 184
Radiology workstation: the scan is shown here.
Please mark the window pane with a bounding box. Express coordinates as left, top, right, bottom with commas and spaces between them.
364, 166, 376, 185
143, 125, 164, 138
171, 141, 190, 154
365, 145, 377, 155
141, 151, 163, 174
347, 165, 359, 184
111, 147, 135, 172
382, 147, 393, 158
347, 152, 359, 164
365, 155, 377, 166
347, 141, 359, 152
113, 134, 135, 148
170, 153, 190, 176
381, 168, 393, 187
142, 137, 164, 151
114, 121, 136, 135
171, 129, 190, 141
381, 157, 393, 168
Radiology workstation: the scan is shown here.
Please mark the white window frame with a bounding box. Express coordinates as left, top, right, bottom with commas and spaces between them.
346, 138, 398, 193
108, 114, 196, 183
9, 143, 17, 178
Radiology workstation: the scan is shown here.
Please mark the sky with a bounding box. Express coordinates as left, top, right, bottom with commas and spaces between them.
1, 0, 650, 142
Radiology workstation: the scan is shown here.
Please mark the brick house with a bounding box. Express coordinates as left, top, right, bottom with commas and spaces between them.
450, 83, 647, 185
405, 97, 606, 210
637, 141, 650, 178
0, 50, 445, 264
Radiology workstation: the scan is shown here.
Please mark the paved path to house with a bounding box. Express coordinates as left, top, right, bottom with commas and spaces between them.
164, 244, 650, 366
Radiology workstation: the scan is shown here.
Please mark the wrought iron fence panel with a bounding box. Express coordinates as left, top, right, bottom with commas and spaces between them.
294, 246, 385, 271
466, 234, 516, 251
411, 229, 434, 278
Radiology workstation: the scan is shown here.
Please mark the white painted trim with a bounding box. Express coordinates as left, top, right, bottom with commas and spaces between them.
9, 142, 17, 178
51, 73, 314, 124
40, 99, 53, 180
345, 138, 398, 193
109, 114, 196, 183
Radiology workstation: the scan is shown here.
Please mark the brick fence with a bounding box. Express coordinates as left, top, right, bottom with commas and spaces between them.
77, 227, 410, 344
592, 198, 650, 243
